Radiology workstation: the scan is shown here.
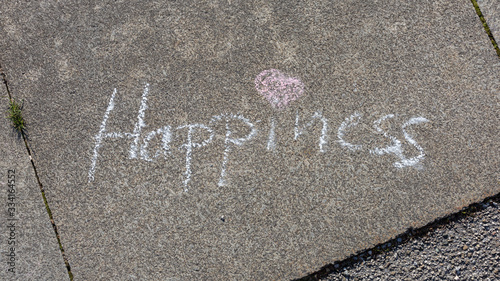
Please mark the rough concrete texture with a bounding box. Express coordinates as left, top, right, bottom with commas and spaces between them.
0, 1, 499, 280
0, 88, 68, 279
477, 0, 500, 41
323, 200, 500, 281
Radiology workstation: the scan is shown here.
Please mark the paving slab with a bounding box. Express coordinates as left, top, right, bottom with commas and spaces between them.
477, 0, 500, 41
0, 85, 68, 279
0, 0, 499, 280
322, 199, 500, 280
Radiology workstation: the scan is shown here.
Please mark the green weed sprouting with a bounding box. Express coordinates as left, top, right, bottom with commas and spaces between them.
7, 98, 25, 133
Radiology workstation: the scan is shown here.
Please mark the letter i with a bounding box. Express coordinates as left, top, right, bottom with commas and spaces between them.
267, 117, 276, 151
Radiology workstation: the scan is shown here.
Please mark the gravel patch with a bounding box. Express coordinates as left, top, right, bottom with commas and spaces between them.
297, 196, 500, 281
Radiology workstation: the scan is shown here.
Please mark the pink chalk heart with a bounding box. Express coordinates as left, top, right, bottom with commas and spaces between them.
255, 69, 305, 110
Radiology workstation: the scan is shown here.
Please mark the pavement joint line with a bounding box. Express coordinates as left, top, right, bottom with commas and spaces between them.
295, 192, 500, 281
1, 2, 498, 278
1, 63, 74, 281
471, 0, 500, 58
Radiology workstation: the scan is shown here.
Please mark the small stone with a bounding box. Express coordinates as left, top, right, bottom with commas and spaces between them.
463, 245, 469, 251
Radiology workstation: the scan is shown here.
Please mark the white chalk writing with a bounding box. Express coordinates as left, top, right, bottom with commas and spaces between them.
177, 124, 214, 191
88, 85, 431, 189
210, 114, 257, 186
130, 83, 150, 159
370, 114, 429, 168
88, 88, 117, 182
267, 117, 276, 151
141, 126, 172, 162
337, 112, 363, 151
294, 111, 328, 152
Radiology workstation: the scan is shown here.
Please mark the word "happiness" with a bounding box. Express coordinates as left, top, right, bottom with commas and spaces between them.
88, 84, 429, 191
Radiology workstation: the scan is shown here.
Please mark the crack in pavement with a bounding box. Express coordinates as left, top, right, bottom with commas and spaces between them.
471, 0, 500, 57
1, 61, 74, 280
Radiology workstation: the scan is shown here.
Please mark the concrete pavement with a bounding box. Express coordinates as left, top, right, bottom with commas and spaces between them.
0, 82, 68, 279
1, 0, 499, 280
477, 0, 500, 41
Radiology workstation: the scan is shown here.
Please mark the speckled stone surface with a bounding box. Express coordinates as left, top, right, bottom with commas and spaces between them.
0, 1, 499, 280
0, 87, 68, 279
477, 0, 500, 41
322, 200, 500, 281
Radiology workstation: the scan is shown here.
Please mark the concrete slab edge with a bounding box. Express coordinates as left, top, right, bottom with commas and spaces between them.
1, 62, 74, 280
287, 7, 500, 277
295, 192, 500, 281
471, 0, 500, 57
291, 1, 500, 271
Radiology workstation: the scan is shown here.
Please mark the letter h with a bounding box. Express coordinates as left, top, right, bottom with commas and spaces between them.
88, 84, 150, 182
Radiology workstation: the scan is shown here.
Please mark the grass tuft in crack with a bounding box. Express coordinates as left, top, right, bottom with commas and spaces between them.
2, 70, 74, 280
7, 98, 25, 133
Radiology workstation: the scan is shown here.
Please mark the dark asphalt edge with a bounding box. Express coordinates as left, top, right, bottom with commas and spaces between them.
0, 2, 497, 280
0, 62, 74, 281
294, 2, 500, 280
471, 0, 500, 58
294, 192, 500, 281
